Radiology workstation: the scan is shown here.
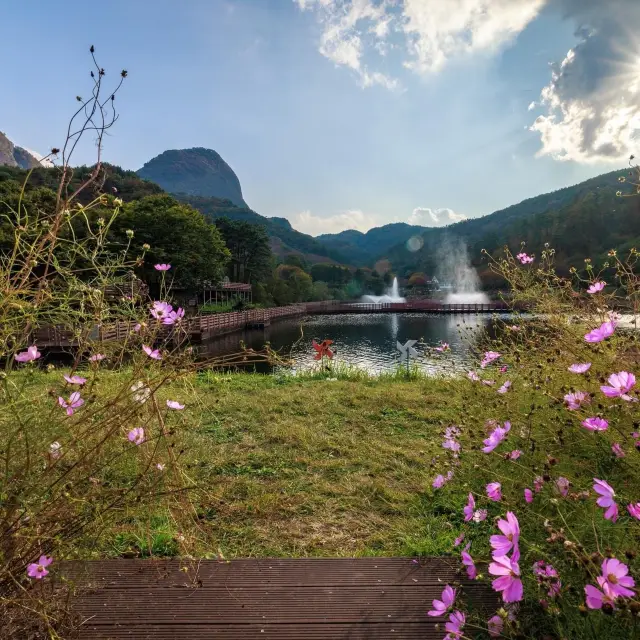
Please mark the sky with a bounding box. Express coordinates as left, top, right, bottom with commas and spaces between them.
2, 0, 640, 236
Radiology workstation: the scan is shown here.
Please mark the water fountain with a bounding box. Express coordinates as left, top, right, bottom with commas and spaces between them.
361, 277, 406, 303
438, 238, 489, 305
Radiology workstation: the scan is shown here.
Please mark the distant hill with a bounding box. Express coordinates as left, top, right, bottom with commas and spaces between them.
175, 194, 349, 264
383, 167, 640, 285
317, 223, 427, 265
0, 132, 43, 170
137, 148, 247, 207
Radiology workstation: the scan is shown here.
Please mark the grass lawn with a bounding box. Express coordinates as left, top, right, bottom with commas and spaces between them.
90, 372, 463, 559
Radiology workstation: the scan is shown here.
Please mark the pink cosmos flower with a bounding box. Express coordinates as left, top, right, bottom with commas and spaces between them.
601, 371, 636, 400
581, 417, 608, 431
435, 342, 450, 352
443, 439, 461, 454
497, 380, 512, 394
534, 476, 544, 492
463, 493, 475, 522
150, 301, 173, 321
166, 400, 185, 410
533, 562, 561, 598
164, 307, 185, 325
133, 323, 142, 332
445, 425, 461, 439
483, 422, 511, 453
427, 585, 456, 617
89, 353, 105, 362
509, 450, 522, 460
564, 391, 590, 410
481, 351, 501, 368
490, 512, 520, 557
27, 555, 53, 579
600, 558, 635, 598
461, 543, 476, 579
585, 582, 616, 610
445, 611, 465, 639
499, 365, 508, 373
473, 509, 488, 522
433, 474, 446, 489
453, 533, 465, 547
128, 427, 145, 445
49, 442, 62, 459
587, 281, 606, 294
593, 478, 619, 522
467, 370, 480, 382
63, 374, 86, 385
487, 615, 503, 637
556, 477, 570, 497
156, 463, 166, 471
524, 488, 533, 503
154, 263, 171, 271
627, 503, 640, 520
489, 554, 523, 603
487, 482, 502, 502
585, 321, 616, 343
142, 345, 162, 360
58, 391, 84, 416
516, 252, 534, 264
533, 561, 558, 578
482, 379, 496, 386
15, 345, 41, 362
612, 443, 625, 458
568, 362, 591, 374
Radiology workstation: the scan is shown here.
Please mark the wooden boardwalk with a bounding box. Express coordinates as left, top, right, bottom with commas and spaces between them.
67, 558, 496, 639
33, 300, 511, 348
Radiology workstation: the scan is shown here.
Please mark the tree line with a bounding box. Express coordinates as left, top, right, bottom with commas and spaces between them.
0, 165, 390, 310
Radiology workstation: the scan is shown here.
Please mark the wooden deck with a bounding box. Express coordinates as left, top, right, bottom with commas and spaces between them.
66, 558, 496, 639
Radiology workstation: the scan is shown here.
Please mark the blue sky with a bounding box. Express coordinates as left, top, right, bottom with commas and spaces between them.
2, 0, 639, 235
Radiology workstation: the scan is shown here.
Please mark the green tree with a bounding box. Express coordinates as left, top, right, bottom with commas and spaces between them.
283, 253, 308, 271
311, 280, 331, 301
111, 194, 229, 291
214, 217, 272, 283
275, 264, 313, 303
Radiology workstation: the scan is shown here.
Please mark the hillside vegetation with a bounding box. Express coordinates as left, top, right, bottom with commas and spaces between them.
384, 167, 639, 285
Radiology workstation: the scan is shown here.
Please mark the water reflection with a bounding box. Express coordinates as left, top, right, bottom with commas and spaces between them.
198, 312, 510, 374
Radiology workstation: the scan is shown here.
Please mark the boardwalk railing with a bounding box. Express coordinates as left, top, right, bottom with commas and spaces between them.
32, 300, 511, 348
305, 300, 511, 314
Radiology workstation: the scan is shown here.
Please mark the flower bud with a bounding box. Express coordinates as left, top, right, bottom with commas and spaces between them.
142, 243, 151, 251
97, 218, 105, 226
126, 229, 134, 238
114, 197, 123, 206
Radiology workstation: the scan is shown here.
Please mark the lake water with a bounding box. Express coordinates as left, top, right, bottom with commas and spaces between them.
199, 312, 510, 374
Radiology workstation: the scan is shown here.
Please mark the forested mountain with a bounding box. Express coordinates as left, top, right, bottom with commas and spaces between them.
317, 223, 427, 265
383, 167, 639, 287
137, 148, 247, 207
175, 194, 349, 264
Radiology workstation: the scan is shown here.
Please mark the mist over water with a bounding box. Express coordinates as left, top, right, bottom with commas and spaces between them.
437, 237, 489, 304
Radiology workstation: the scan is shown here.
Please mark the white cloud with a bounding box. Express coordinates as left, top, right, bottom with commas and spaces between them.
408, 207, 467, 227
530, 0, 640, 163
294, 0, 545, 87
401, 0, 546, 74
289, 209, 379, 235
527, 101, 536, 111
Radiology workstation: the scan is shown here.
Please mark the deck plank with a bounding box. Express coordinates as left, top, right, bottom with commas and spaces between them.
68, 558, 496, 639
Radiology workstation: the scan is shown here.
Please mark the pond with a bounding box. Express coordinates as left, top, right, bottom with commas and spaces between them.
198, 312, 511, 375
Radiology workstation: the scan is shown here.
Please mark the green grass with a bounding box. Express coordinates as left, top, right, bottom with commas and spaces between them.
62, 370, 463, 559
